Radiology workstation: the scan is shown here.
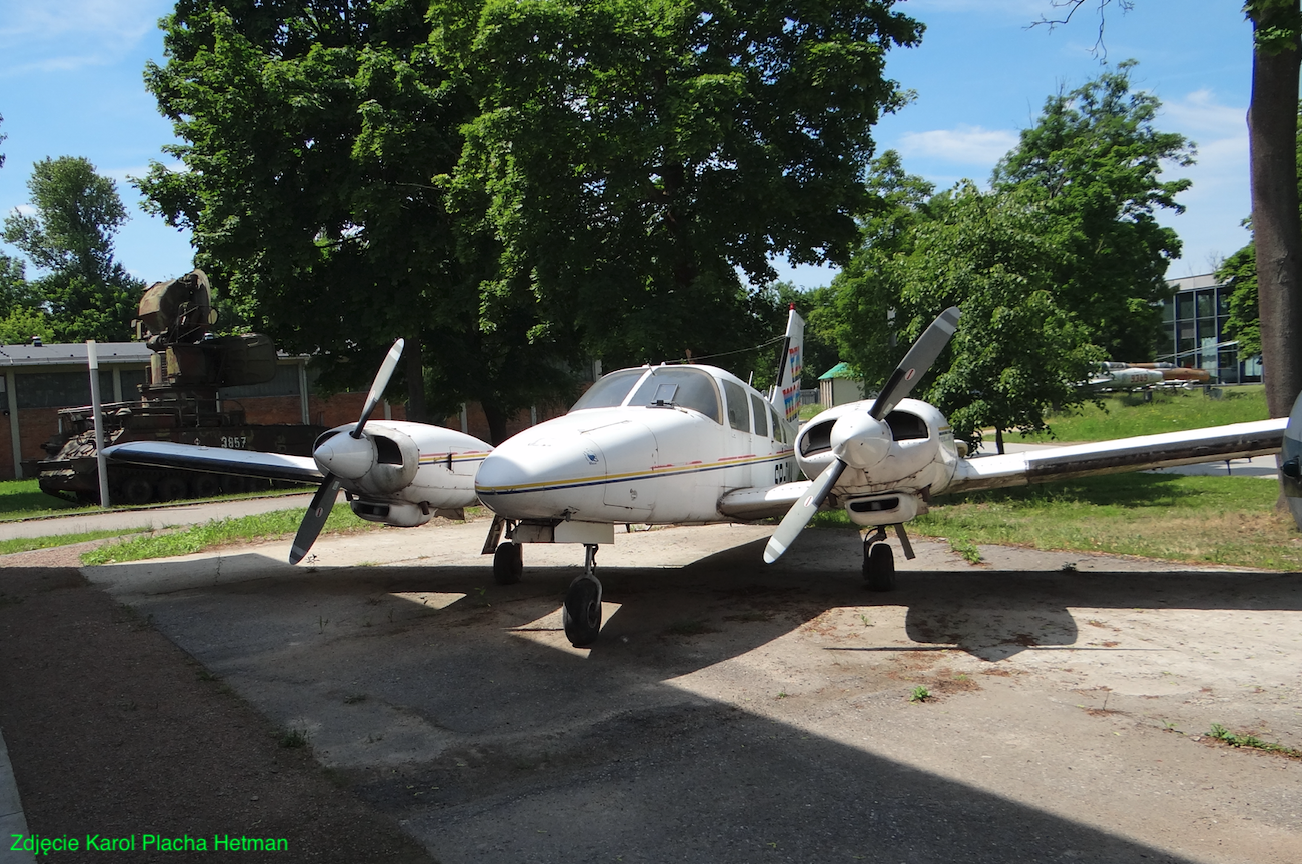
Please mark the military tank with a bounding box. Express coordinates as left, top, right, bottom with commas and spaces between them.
35, 270, 325, 505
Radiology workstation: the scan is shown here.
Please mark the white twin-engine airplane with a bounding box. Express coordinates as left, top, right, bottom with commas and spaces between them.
106, 307, 1300, 649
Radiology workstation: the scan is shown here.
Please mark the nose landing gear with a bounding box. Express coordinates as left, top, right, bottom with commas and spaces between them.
563, 544, 603, 648
862, 524, 914, 592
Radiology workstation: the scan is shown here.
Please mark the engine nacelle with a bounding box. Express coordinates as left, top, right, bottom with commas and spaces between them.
355, 429, 420, 496
796, 398, 947, 487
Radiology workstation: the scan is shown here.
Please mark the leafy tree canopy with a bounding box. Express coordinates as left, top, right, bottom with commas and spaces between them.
2, 156, 141, 342
436, 0, 923, 372
991, 60, 1193, 359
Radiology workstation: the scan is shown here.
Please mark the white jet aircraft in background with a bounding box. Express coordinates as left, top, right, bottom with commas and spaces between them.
108, 308, 1302, 650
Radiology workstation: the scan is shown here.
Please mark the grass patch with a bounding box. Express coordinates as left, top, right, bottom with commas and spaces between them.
0, 478, 91, 519
814, 472, 1302, 571
1008, 386, 1267, 445
1207, 724, 1302, 759
0, 528, 155, 557
81, 505, 378, 565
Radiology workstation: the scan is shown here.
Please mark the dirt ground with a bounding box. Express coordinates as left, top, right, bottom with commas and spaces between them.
0, 545, 434, 863
3, 520, 1302, 863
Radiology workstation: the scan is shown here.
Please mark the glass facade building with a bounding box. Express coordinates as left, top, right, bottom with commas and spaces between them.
1157, 273, 1261, 385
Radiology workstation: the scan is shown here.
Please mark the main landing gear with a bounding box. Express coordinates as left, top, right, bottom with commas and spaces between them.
862, 524, 915, 592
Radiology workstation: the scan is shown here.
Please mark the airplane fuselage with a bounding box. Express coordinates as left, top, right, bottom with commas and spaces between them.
475, 364, 798, 528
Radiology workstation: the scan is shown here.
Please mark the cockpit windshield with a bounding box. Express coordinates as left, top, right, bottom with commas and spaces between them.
569, 369, 647, 413
629, 367, 721, 423
568, 365, 723, 424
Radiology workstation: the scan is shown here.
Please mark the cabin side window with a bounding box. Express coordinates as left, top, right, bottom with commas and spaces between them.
722, 380, 749, 432
750, 393, 769, 438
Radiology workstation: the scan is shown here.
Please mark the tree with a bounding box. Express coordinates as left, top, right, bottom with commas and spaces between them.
1246, 0, 1302, 419
1038, 0, 1302, 417
838, 182, 1101, 452
137, 0, 569, 439
1219, 102, 1302, 361
436, 0, 924, 374
991, 61, 1193, 361
824, 150, 936, 386
2, 156, 142, 342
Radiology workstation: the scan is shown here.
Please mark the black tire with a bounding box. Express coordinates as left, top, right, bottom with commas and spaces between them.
156, 475, 188, 502
865, 543, 896, 592
492, 542, 523, 585
190, 473, 221, 498
562, 576, 603, 647
121, 475, 153, 506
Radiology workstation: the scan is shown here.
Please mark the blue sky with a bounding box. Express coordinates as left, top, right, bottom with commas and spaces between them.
0, 0, 1257, 293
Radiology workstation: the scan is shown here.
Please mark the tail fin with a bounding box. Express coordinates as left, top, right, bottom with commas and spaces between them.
770, 305, 806, 423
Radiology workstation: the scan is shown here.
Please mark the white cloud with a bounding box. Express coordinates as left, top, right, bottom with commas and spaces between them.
1161, 89, 1247, 136
0, 0, 159, 75
897, 125, 1020, 166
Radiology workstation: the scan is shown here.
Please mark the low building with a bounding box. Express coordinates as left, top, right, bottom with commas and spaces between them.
1158, 273, 1260, 385
817, 362, 865, 407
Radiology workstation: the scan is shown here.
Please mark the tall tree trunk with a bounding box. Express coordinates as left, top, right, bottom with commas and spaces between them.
404, 334, 426, 424
482, 402, 509, 446
1248, 2, 1302, 420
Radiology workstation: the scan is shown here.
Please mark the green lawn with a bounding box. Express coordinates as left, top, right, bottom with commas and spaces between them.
1008, 385, 1268, 444
81, 505, 379, 565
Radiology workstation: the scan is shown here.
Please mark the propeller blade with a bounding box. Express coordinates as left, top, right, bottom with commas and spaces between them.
353, 338, 405, 438
869, 306, 960, 420
764, 459, 846, 564
289, 474, 342, 564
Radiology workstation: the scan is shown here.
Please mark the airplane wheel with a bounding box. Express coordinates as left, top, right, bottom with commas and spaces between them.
563, 575, 603, 648
864, 543, 896, 592
492, 542, 522, 585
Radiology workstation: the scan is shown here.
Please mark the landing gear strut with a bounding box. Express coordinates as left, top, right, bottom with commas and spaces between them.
563, 544, 603, 648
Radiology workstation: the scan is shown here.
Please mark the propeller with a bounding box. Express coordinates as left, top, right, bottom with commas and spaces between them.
289, 338, 405, 564
764, 307, 959, 564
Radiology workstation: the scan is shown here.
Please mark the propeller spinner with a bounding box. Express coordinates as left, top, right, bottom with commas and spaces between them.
289, 338, 405, 564
763, 307, 959, 564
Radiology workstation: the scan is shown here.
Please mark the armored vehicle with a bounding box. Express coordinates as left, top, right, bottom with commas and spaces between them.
36, 270, 325, 504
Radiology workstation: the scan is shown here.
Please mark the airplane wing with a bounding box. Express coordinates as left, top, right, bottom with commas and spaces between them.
941, 418, 1287, 496
717, 480, 813, 521
104, 441, 323, 484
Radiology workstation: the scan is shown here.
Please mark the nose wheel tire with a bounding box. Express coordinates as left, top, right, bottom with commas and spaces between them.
864, 542, 896, 592
492, 541, 523, 585
563, 575, 603, 648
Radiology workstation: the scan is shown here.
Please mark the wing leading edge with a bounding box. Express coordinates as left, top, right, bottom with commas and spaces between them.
104, 441, 323, 484
942, 418, 1287, 496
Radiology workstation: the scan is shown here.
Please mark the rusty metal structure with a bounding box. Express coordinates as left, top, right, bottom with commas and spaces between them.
36, 270, 325, 504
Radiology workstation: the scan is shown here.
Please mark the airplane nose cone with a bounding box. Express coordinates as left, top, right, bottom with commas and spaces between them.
314, 432, 375, 480
475, 434, 605, 519
830, 412, 892, 471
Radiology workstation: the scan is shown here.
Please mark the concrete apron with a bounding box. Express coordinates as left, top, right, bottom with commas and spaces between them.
84, 520, 1302, 864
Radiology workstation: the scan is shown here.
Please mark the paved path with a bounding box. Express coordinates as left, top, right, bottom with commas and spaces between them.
0, 492, 317, 542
